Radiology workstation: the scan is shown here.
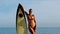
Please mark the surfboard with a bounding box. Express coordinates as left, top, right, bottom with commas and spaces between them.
16, 3, 27, 34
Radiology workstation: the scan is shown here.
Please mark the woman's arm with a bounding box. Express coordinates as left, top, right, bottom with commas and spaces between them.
24, 11, 28, 15
34, 15, 36, 32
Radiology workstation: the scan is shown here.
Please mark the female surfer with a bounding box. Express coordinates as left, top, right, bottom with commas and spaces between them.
25, 9, 36, 34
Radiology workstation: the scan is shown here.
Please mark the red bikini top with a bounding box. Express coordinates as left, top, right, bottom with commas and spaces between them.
28, 15, 34, 20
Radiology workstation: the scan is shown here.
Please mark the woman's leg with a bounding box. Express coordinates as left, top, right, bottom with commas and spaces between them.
34, 25, 36, 33
29, 26, 35, 34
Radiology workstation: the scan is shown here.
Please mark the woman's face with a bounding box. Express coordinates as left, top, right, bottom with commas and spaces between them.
29, 10, 32, 15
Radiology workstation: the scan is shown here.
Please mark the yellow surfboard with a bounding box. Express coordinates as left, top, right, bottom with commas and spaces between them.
16, 3, 27, 34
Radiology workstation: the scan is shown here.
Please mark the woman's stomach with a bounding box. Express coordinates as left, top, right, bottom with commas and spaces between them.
29, 20, 36, 27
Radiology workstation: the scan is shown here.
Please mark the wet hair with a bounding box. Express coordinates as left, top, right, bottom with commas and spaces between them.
29, 8, 32, 13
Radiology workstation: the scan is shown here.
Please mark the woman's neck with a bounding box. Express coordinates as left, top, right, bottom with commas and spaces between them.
29, 14, 32, 16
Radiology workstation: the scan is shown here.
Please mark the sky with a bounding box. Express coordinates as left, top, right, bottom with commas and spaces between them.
0, 0, 60, 27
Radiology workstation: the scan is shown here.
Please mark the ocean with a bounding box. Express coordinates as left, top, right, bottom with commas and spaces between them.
0, 27, 60, 34
0, 28, 16, 34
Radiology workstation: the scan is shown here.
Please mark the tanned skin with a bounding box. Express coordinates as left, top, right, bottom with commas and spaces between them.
25, 9, 36, 34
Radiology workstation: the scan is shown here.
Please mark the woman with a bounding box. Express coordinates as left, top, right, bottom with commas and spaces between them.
25, 9, 36, 34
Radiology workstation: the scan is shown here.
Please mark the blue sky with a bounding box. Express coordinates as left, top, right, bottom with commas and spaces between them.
0, 0, 60, 27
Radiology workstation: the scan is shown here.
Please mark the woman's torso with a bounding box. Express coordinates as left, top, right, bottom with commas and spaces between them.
28, 15, 36, 28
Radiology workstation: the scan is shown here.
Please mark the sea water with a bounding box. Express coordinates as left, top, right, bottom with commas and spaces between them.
0, 27, 60, 34
0, 27, 16, 34
37, 27, 60, 34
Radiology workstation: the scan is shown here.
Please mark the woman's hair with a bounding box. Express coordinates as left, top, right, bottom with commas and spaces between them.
29, 8, 32, 13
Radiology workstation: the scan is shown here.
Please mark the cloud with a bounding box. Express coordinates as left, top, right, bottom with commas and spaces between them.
0, 0, 60, 27
18, 0, 60, 27
0, 0, 18, 27
0, 0, 18, 13
36, 1, 60, 27
0, 8, 16, 27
